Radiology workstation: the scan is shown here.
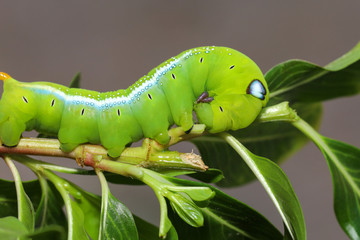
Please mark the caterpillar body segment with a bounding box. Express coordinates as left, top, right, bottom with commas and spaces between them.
0, 46, 269, 157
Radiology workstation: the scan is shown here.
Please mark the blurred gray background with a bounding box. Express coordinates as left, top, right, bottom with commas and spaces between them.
0, 1, 359, 239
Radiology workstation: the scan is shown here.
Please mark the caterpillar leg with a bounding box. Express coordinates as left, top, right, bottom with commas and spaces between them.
101, 136, 132, 158
184, 125, 194, 134
154, 130, 171, 145
179, 112, 194, 134
107, 145, 125, 158
0, 117, 26, 147
58, 126, 88, 153
60, 142, 79, 153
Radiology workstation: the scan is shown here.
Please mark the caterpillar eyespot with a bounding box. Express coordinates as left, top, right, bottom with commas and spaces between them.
247, 79, 267, 100
0, 46, 269, 158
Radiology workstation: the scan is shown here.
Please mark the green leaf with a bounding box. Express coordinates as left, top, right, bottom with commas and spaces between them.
322, 138, 360, 239
191, 103, 322, 186
133, 215, 178, 240
43, 171, 89, 240
66, 182, 101, 239
187, 168, 224, 183
34, 175, 67, 230
4, 155, 98, 237
102, 194, 139, 240
293, 119, 360, 239
40, 168, 100, 239
66, 198, 88, 240
104, 172, 144, 185
26, 225, 66, 240
220, 133, 306, 240
167, 193, 203, 227
97, 171, 138, 240
4, 157, 35, 232
164, 176, 283, 240
267, 41, 360, 103
69, 72, 81, 88
0, 179, 18, 218
0, 216, 29, 240
283, 223, 293, 240
104, 169, 222, 185
166, 186, 215, 203
0, 177, 66, 233
0, 179, 40, 218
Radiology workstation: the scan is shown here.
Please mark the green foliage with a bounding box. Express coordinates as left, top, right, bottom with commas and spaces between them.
97, 171, 138, 240
267, 42, 360, 103
323, 138, 360, 239
69, 72, 81, 89
134, 215, 178, 240
292, 119, 360, 239
34, 177, 67, 229
165, 176, 282, 240
0, 179, 41, 218
0, 42, 359, 239
44, 170, 93, 240
0, 216, 28, 240
220, 132, 305, 239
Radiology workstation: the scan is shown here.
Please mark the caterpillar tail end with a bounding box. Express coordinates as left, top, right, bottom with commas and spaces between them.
0, 72, 11, 81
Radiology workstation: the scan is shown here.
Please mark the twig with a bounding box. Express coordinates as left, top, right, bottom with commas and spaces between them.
0, 125, 208, 172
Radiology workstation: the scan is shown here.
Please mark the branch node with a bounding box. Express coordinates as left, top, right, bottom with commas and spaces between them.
181, 152, 208, 170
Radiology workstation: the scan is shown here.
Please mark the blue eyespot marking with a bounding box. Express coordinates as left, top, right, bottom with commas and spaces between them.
247, 79, 266, 100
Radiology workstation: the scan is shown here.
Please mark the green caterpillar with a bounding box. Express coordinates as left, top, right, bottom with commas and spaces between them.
0, 46, 269, 158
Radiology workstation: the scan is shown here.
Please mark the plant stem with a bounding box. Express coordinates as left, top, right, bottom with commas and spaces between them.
0, 124, 208, 172
96, 170, 109, 240
255, 101, 299, 123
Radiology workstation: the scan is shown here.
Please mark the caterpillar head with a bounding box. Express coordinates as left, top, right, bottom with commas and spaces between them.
194, 79, 269, 133
0, 73, 36, 119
